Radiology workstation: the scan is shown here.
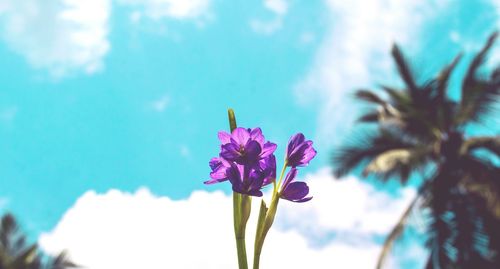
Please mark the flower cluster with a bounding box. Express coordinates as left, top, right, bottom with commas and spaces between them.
204, 127, 316, 202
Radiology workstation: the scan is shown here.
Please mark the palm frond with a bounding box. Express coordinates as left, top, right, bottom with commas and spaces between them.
332, 129, 421, 178
357, 111, 380, 123
461, 136, 500, 157
436, 54, 462, 102
49, 251, 79, 269
391, 44, 418, 96
463, 32, 498, 92
354, 89, 386, 105
458, 32, 499, 124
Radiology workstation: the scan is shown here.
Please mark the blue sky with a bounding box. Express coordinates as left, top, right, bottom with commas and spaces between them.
0, 0, 498, 268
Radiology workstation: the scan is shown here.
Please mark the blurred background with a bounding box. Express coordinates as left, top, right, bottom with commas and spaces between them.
0, 0, 498, 268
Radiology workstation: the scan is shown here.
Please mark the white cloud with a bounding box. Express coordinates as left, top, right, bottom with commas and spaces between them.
117, 0, 211, 21
277, 169, 416, 238
250, 0, 288, 35
39, 168, 421, 269
295, 0, 448, 149
0, 0, 111, 77
0, 0, 212, 78
264, 0, 288, 15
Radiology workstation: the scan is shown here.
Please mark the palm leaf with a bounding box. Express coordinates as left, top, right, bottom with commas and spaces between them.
463, 32, 498, 92
436, 54, 462, 102
332, 129, 420, 178
354, 89, 386, 105
391, 44, 418, 97
461, 136, 500, 156
458, 32, 499, 124
357, 111, 380, 123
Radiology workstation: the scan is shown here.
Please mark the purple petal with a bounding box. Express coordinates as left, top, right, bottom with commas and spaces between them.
204, 177, 228, 185
286, 135, 316, 167
210, 167, 227, 180
281, 181, 311, 202
281, 168, 298, 191
209, 157, 221, 170
294, 196, 313, 203
246, 189, 263, 197
286, 133, 305, 157
261, 155, 276, 186
208, 157, 229, 180
261, 142, 277, 158
218, 131, 232, 144
247, 170, 265, 193
298, 143, 317, 166
241, 140, 262, 163
232, 127, 250, 145
220, 143, 241, 161
227, 163, 243, 190
250, 128, 265, 145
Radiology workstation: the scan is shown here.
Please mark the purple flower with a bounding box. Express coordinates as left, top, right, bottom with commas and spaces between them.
259, 154, 276, 186
219, 128, 277, 165
205, 127, 279, 196
204, 157, 231, 184
285, 133, 317, 167
227, 162, 267, 197
280, 168, 312, 203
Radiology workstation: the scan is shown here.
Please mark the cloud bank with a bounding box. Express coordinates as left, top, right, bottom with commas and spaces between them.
0, 0, 211, 77
39, 168, 420, 269
295, 0, 449, 148
250, 0, 288, 35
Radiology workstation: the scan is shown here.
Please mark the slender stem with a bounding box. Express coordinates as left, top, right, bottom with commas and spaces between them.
275, 161, 288, 194
253, 252, 261, 269
229, 109, 249, 269
253, 197, 279, 269
253, 159, 288, 269
234, 186, 249, 269
253, 201, 268, 269
236, 235, 248, 269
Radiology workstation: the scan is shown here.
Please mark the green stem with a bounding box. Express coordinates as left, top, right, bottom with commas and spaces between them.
253, 201, 268, 269
234, 179, 249, 269
229, 109, 249, 269
274, 161, 288, 194
253, 197, 279, 269
253, 160, 288, 269
236, 235, 248, 269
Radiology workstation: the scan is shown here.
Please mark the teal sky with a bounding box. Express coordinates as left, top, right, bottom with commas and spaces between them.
0, 1, 498, 267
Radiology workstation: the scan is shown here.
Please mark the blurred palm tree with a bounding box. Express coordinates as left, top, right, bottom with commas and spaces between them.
0, 213, 77, 269
332, 32, 500, 269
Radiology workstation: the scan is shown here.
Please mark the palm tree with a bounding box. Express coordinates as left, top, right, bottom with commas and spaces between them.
332, 31, 500, 269
0, 213, 77, 269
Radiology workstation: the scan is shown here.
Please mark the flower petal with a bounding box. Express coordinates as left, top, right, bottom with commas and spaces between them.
261, 155, 276, 186
281, 167, 298, 191
204, 177, 228, 185
281, 181, 311, 202
220, 143, 241, 161
285, 133, 316, 167
232, 127, 250, 145
261, 142, 277, 158
286, 133, 305, 157
218, 131, 232, 144
250, 127, 265, 145
242, 140, 262, 163
227, 163, 243, 191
